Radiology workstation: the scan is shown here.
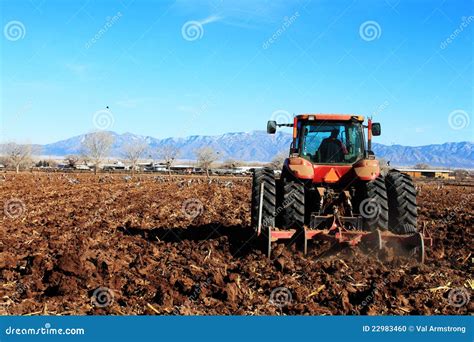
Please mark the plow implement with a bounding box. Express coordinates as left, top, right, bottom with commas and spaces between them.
255, 184, 432, 263
257, 224, 432, 263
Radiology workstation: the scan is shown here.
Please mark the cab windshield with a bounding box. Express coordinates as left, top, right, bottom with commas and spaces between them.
299, 121, 365, 164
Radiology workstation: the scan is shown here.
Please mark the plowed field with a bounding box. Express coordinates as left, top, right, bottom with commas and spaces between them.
0, 173, 472, 315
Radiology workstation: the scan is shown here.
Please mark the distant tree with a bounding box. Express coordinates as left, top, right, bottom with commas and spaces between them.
36, 160, 50, 167
0, 156, 9, 168
195, 147, 219, 177
413, 163, 430, 170
222, 159, 241, 169
269, 152, 287, 170
1, 142, 33, 173
81, 131, 114, 175
379, 158, 390, 176
122, 140, 149, 175
65, 155, 79, 168
453, 169, 469, 181
157, 145, 180, 175
46, 159, 58, 168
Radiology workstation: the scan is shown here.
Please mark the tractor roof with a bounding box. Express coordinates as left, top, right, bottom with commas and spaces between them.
297, 114, 365, 122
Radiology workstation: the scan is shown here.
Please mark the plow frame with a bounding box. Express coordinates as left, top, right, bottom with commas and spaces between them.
256, 184, 432, 262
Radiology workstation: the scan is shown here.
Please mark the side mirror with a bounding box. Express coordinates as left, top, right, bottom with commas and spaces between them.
267, 120, 277, 134
372, 123, 381, 136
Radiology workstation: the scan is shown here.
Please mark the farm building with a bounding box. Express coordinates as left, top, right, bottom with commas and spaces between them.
395, 168, 454, 179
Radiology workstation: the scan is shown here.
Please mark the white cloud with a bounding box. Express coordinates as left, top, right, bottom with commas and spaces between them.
200, 15, 223, 25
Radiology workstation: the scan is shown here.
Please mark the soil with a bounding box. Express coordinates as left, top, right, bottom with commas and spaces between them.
0, 173, 472, 315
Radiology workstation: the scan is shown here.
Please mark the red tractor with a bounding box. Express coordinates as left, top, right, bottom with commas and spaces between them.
251, 114, 429, 261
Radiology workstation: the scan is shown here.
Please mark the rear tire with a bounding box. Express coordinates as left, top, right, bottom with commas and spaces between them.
385, 171, 418, 234
357, 175, 389, 231
281, 181, 305, 229
251, 168, 276, 230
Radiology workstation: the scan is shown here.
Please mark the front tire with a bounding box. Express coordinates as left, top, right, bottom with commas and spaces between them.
357, 175, 389, 231
281, 181, 305, 229
385, 171, 417, 234
251, 168, 276, 230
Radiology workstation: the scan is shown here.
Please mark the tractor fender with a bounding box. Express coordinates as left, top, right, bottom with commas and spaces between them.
353, 159, 380, 181
285, 157, 314, 180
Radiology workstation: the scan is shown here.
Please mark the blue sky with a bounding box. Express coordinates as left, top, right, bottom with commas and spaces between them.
1, 0, 473, 146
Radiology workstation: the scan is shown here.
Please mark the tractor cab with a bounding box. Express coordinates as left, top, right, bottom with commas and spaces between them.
267, 114, 382, 184
268, 114, 381, 162
297, 119, 365, 164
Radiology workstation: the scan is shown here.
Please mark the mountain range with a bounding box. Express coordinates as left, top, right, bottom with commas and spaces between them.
35, 131, 473, 168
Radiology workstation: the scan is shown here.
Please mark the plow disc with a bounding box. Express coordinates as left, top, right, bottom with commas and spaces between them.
256, 213, 431, 263
255, 183, 431, 263
258, 225, 430, 263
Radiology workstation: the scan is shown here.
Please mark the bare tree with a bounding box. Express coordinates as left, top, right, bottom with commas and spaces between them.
81, 131, 114, 174
453, 169, 469, 181
222, 159, 241, 169
413, 163, 430, 170
1, 142, 33, 173
122, 140, 149, 175
65, 155, 79, 168
269, 152, 287, 170
195, 147, 219, 177
157, 145, 180, 175
378, 158, 390, 176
